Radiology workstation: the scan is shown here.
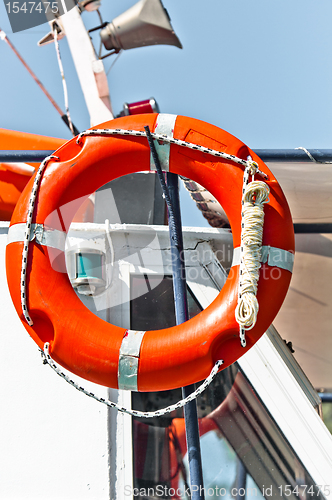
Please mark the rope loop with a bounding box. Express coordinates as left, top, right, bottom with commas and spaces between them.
41, 343, 223, 417
246, 159, 259, 177
20, 155, 60, 326
295, 147, 332, 164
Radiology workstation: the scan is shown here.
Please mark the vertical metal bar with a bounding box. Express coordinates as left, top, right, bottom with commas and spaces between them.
235, 459, 247, 500
166, 173, 188, 322
166, 172, 205, 500
144, 126, 205, 500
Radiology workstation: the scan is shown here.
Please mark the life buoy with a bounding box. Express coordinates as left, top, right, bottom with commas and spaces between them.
6, 114, 294, 392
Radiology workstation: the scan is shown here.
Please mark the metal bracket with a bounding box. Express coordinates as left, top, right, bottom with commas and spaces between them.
150, 114, 177, 172
118, 330, 146, 391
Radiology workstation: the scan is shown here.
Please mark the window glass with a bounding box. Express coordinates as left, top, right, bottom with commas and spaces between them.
130, 277, 324, 499
130, 275, 201, 330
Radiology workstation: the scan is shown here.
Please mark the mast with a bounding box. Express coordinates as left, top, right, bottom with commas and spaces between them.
54, 0, 113, 125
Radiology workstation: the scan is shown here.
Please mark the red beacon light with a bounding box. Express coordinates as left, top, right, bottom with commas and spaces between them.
119, 98, 160, 116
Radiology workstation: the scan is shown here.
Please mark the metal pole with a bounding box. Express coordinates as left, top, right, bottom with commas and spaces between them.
235, 459, 247, 500
0, 151, 56, 162
3, 149, 332, 164
318, 393, 332, 403
167, 171, 205, 500
144, 126, 205, 500
254, 148, 332, 162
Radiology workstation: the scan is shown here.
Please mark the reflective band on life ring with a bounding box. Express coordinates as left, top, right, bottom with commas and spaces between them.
150, 113, 176, 171
6, 114, 295, 392
231, 246, 295, 273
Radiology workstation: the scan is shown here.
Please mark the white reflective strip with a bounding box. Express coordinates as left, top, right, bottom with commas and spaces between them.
232, 245, 294, 273
118, 330, 146, 391
261, 246, 295, 272
7, 223, 66, 251
150, 114, 177, 172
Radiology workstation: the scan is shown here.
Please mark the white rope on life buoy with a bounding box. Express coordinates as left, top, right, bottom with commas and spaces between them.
235, 178, 270, 345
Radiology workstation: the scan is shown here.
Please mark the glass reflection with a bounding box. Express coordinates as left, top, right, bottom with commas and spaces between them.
130, 276, 323, 499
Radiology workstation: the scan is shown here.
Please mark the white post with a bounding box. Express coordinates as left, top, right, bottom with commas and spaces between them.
58, 0, 114, 126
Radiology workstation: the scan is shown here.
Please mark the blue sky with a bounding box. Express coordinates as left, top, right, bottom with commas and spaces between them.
1, 0, 332, 225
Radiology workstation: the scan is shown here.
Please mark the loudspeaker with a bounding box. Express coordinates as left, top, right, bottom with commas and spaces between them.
100, 0, 182, 51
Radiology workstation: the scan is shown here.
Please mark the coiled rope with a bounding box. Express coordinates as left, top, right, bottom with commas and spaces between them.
235, 162, 270, 347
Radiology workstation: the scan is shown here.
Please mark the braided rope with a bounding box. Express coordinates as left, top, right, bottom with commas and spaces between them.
20, 127, 270, 396
180, 177, 229, 227
76, 128, 268, 179
235, 161, 270, 346
41, 343, 223, 417
20, 129, 268, 328
20, 155, 59, 326
19, 129, 267, 327
295, 147, 332, 164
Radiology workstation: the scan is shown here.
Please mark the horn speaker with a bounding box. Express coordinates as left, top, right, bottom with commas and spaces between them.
100, 0, 182, 51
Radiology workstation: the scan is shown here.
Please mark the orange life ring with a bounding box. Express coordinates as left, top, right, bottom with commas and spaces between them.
6, 114, 294, 392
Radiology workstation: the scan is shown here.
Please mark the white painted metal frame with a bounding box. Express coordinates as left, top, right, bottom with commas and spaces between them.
112, 389, 133, 500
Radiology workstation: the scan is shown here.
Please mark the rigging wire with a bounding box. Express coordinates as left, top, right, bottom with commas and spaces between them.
106, 50, 123, 75
0, 27, 78, 136
53, 24, 75, 136
0, 28, 63, 117
97, 8, 103, 59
